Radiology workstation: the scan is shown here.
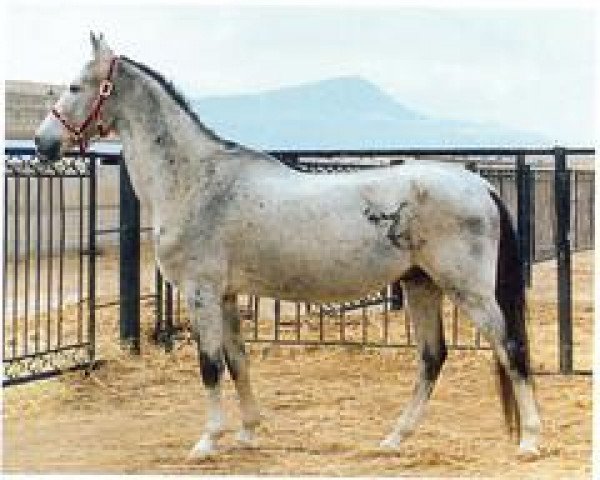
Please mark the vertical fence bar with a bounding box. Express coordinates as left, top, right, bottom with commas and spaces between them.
24, 175, 31, 355
77, 176, 83, 343
119, 159, 141, 354
253, 296, 259, 340
274, 299, 280, 341
319, 305, 324, 341
525, 164, 534, 284
516, 154, 532, 287
530, 170, 536, 263
295, 302, 301, 341
57, 177, 65, 347
3, 173, 8, 359
87, 154, 97, 364
246, 295, 252, 315
382, 287, 389, 344
47, 176, 53, 351
390, 280, 403, 310
177, 291, 181, 328
554, 147, 573, 374
165, 282, 174, 352
452, 304, 458, 347
573, 171, 579, 249
13, 175, 19, 358
155, 268, 163, 343
589, 174, 595, 247
339, 305, 345, 342
361, 300, 367, 344
35, 175, 41, 353
405, 304, 412, 346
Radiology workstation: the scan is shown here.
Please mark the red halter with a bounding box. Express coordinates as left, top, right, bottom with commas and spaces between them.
51, 56, 118, 155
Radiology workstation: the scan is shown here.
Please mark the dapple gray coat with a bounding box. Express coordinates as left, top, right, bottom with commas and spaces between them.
35, 33, 541, 459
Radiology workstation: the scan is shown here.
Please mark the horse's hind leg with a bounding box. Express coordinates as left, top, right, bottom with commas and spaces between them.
380, 269, 447, 448
452, 291, 541, 454
222, 294, 261, 445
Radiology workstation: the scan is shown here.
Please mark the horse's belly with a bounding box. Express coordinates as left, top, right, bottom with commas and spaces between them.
245, 274, 398, 303
231, 229, 411, 302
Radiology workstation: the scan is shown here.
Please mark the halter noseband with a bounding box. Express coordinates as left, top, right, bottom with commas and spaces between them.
51, 56, 118, 155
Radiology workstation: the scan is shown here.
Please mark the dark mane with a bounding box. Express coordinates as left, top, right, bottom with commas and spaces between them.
119, 56, 236, 147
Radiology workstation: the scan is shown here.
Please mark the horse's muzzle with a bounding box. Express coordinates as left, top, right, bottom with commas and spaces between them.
34, 135, 62, 163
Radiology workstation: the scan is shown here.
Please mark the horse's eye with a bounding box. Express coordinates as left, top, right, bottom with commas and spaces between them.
69, 84, 82, 93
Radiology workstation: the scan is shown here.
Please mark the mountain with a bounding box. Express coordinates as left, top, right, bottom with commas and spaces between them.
190, 76, 548, 150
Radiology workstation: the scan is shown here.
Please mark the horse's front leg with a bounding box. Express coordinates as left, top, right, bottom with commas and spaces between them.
186, 285, 226, 459
222, 294, 261, 445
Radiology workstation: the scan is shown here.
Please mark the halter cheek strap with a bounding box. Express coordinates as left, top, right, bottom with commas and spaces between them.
51, 56, 118, 155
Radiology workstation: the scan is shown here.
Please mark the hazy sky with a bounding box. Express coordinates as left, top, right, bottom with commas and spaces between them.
5, 3, 595, 144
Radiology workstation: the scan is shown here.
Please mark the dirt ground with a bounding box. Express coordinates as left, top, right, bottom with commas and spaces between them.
2, 251, 594, 477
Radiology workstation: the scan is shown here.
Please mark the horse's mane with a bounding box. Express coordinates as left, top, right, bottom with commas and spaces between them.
119, 56, 237, 148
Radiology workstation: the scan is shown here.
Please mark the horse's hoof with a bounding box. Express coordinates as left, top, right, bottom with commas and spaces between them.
379, 435, 401, 450
518, 439, 541, 459
188, 435, 217, 460
236, 428, 256, 446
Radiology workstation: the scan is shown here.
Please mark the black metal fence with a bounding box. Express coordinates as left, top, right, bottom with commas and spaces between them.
3, 146, 595, 385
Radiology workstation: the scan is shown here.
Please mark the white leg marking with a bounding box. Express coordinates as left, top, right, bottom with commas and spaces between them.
515, 379, 541, 456
189, 385, 225, 459
457, 294, 542, 456
380, 382, 433, 449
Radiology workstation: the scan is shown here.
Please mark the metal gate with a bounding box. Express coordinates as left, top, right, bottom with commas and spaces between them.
2, 150, 96, 385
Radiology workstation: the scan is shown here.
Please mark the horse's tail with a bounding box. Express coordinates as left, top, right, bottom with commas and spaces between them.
488, 189, 532, 441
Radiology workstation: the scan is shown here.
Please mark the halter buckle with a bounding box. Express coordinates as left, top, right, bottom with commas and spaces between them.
99, 80, 113, 98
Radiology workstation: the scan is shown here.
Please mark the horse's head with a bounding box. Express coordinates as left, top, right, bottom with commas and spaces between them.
35, 32, 116, 162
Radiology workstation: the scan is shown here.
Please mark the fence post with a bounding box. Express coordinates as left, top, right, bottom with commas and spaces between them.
119, 159, 141, 354
516, 154, 532, 286
554, 147, 573, 374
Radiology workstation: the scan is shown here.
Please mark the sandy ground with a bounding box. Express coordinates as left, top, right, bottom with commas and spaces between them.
2, 251, 594, 477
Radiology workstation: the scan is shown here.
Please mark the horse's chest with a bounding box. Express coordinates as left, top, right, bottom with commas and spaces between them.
152, 220, 193, 285
153, 215, 228, 288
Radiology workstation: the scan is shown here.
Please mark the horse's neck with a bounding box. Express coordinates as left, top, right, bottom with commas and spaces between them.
110, 68, 235, 223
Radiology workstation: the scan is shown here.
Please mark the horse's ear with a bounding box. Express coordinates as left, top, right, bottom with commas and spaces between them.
90, 31, 100, 54
90, 31, 113, 58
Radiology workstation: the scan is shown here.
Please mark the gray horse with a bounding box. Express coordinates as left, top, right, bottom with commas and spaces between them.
35, 33, 540, 459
